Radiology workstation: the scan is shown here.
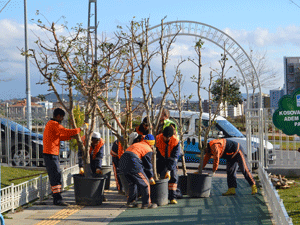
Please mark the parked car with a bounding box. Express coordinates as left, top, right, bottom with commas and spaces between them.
0, 118, 70, 167
144, 110, 273, 165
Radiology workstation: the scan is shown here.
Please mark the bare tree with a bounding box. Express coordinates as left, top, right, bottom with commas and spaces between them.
190, 40, 232, 174
26, 16, 124, 177
169, 59, 192, 176
243, 44, 280, 107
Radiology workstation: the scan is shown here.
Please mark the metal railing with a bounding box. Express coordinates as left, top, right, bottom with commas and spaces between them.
257, 162, 293, 225
1, 165, 79, 213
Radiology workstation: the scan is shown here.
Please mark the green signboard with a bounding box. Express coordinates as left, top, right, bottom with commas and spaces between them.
273, 88, 300, 135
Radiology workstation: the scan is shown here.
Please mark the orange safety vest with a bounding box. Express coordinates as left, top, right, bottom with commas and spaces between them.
202, 139, 226, 172
125, 141, 152, 159
81, 136, 105, 160
118, 141, 125, 159
156, 133, 179, 158
135, 126, 143, 135
43, 120, 80, 155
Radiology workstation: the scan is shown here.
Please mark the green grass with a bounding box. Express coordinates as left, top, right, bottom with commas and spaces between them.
268, 141, 300, 150
1, 166, 45, 188
278, 177, 300, 223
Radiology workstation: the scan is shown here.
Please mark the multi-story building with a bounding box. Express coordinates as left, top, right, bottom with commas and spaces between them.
284, 56, 300, 95
8, 99, 44, 118
270, 87, 284, 110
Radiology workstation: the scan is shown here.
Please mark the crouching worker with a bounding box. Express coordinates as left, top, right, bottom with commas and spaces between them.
156, 126, 181, 204
202, 138, 257, 196
78, 132, 107, 201
119, 134, 157, 209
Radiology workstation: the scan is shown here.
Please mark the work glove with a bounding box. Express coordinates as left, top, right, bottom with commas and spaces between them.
79, 167, 84, 175
96, 168, 102, 175
80, 123, 89, 131
149, 177, 156, 185
208, 171, 215, 177
165, 171, 171, 180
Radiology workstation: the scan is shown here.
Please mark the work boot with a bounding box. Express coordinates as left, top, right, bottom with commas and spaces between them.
118, 190, 125, 195
126, 201, 138, 208
141, 203, 158, 209
252, 184, 258, 195
103, 196, 108, 202
222, 187, 236, 196
54, 199, 69, 206
170, 199, 178, 204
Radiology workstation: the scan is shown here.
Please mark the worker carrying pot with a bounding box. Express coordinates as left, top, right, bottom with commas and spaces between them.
119, 134, 157, 209
156, 126, 181, 204
202, 133, 257, 196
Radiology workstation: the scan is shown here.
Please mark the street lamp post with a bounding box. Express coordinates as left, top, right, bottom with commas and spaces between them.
24, 0, 32, 130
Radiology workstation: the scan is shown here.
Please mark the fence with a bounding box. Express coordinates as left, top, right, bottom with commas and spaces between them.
257, 162, 293, 225
0, 114, 116, 167
1, 165, 79, 213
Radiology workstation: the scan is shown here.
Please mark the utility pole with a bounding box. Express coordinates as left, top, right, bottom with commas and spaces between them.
87, 0, 97, 65
24, 0, 32, 130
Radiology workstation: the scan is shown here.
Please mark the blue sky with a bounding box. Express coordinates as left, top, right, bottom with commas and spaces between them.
1, 0, 300, 100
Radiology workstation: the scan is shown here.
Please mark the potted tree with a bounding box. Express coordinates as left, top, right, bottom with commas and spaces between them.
186, 40, 232, 198
27, 14, 126, 205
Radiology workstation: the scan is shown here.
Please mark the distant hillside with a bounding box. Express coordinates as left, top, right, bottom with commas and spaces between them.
43, 93, 85, 102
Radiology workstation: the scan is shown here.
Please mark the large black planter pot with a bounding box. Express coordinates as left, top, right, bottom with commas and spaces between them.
150, 178, 168, 206
119, 173, 129, 197
73, 174, 106, 206
187, 173, 212, 198
101, 165, 112, 190
178, 175, 188, 195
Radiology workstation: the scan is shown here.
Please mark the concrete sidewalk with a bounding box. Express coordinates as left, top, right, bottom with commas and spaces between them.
4, 175, 128, 225
3, 167, 274, 225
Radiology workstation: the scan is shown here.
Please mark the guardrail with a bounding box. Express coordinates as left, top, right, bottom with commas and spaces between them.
257, 162, 293, 225
1, 165, 79, 213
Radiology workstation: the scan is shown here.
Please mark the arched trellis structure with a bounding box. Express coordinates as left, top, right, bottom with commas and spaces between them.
146, 20, 264, 166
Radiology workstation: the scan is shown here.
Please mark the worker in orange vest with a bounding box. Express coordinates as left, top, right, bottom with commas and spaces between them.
156, 126, 181, 204
135, 117, 150, 135
110, 132, 142, 195
202, 137, 257, 196
43, 108, 87, 206
119, 134, 157, 209
110, 137, 124, 194
78, 132, 105, 175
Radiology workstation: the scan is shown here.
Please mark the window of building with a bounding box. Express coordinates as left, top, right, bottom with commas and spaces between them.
288, 66, 294, 73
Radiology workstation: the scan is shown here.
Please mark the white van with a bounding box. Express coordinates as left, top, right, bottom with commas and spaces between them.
146, 110, 273, 164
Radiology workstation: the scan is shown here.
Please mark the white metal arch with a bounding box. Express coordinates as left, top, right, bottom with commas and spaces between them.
147, 20, 262, 108
146, 20, 264, 166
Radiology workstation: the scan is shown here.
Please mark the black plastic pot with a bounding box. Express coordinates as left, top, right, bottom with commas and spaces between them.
73, 174, 106, 206
119, 173, 129, 197
101, 165, 112, 190
178, 175, 188, 195
150, 178, 168, 206
187, 173, 212, 198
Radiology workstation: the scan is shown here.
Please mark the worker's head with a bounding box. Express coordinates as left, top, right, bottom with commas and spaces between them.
91, 132, 101, 146
53, 108, 65, 123
163, 126, 174, 143
160, 108, 170, 122
142, 117, 150, 130
144, 134, 155, 147
128, 132, 139, 145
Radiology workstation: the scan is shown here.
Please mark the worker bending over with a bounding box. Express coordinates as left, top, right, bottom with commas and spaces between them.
202, 138, 257, 196
119, 134, 157, 209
